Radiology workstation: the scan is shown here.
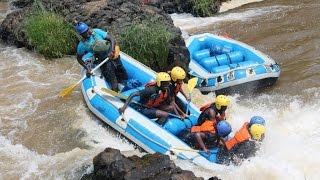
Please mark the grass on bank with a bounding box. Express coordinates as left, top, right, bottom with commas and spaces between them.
191, 0, 218, 17
25, 11, 77, 58
119, 20, 173, 69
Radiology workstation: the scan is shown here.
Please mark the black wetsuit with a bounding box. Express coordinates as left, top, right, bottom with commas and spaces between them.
95, 52, 127, 92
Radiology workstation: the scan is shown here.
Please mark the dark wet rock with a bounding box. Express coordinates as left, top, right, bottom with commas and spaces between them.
217, 140, 259, 165
0, 7, 30, 48
143, 0, 225, 17
81, 147, 210, 180
11, 0, 34, 8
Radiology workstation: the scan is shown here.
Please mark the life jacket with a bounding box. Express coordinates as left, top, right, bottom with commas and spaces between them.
225, 122, 251, 150
144, 81, 168, 108
172, 82, 183, 96
191, 120, 216, 134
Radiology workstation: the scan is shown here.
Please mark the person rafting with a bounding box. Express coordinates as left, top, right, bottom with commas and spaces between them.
197, 95, 231, 126
179, 120, 233, 153
118, 72, 183, 125
170, 66, 189, 100
169, 66, 189, 118
217, 116, 266, 165
224, 116, 266, 150
75, 22, 127, 92
178, 95, 231, 153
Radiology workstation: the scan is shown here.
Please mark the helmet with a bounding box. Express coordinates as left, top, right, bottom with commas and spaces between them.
215, 95, 230, 110
249, 124, 266, 141
156, 72, 171, 87
216, 121, 232, 137
75, 22, 89, 34
171, 66, 186, 82
249, 116, 266, 126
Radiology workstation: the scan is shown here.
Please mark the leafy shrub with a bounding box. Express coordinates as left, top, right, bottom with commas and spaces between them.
25, 11, 77, 58
119, 20, 173, 70
191, 0, 220, 17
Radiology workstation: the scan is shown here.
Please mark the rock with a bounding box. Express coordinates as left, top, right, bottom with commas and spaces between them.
0, 8, 30, 48
11, 0, 34, 8
217, 140, 259, 165
81, 148, 207, 180
143, 0, 223, 17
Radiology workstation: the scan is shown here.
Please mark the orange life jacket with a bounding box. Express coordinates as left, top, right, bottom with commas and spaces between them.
191, 120, 216, 134
173, 82, 182, 96
225, 122, 251, 150
144, 81, 168, 108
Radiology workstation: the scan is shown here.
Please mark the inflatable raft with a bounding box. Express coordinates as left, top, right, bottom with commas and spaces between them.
80, 52, 221, 169
186, 33, 281, 94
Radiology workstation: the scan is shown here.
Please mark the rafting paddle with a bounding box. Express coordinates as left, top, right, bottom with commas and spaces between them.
185, 77, 198, 114
58, 58, 109, 98
100, 87, 183, 119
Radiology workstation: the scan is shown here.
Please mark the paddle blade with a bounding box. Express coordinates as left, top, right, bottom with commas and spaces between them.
187, 77, 198, 93
101, 88, 128, 100
58, 83, 78, 98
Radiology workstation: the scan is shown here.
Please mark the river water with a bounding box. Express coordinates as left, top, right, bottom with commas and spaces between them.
1, 0, 320, 179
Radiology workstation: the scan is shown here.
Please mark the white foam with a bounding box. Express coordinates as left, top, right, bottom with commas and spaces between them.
174, 88, 320, 179
220, 0, 264, 13
171, 6, 286, 31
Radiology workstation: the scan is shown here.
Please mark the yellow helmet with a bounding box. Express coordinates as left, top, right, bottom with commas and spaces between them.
156, 72, 171, 87
249, 124, 266, 141
215, 95, 230, 110
171, 66, 186, 82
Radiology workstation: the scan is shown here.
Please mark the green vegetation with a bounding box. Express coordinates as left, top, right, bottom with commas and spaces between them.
191, 0, 218, 17
119, 20, 173, 69
25, 11, 77, 58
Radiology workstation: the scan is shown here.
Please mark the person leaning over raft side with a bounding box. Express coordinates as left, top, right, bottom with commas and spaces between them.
75, 22, 127, 92
118, 72, 183, 125
217, 116, 266, 164
224, 116, 266, 150
197, 95, 231, 126
178, 95, 231, 153
169, 66, 189, 118
179, 120, 233, 153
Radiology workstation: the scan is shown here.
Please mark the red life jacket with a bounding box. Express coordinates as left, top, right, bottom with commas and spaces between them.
144, 81, 169, 108
191, 120, 216, 134
173, 82, 183, 96
225, 122, 251, 150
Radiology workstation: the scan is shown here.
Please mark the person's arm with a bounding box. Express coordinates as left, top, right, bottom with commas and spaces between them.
106, 35, 116, 57
217, 111, 226, 121
119, 91, 141, 113
195, 133, 209, 153
180, 88, 190, 101
207, 109, 217, 121
172, 101, 188, 118
76, 54, 88, 70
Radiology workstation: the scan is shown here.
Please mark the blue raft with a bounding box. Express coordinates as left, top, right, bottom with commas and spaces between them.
81, 52, 222, 169
186, 33, 281, 94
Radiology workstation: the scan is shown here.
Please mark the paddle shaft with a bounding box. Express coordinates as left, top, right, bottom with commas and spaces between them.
100, 88, 183, 119
75, 58, 110, 87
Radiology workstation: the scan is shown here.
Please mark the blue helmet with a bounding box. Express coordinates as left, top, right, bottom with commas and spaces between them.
249, 116, 266, 126
75, 22, 89, 34
217, 121, 232, 137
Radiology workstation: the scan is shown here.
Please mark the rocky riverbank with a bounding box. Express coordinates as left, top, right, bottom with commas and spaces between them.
81, 148, 220, 180
0, 0, 221, 71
